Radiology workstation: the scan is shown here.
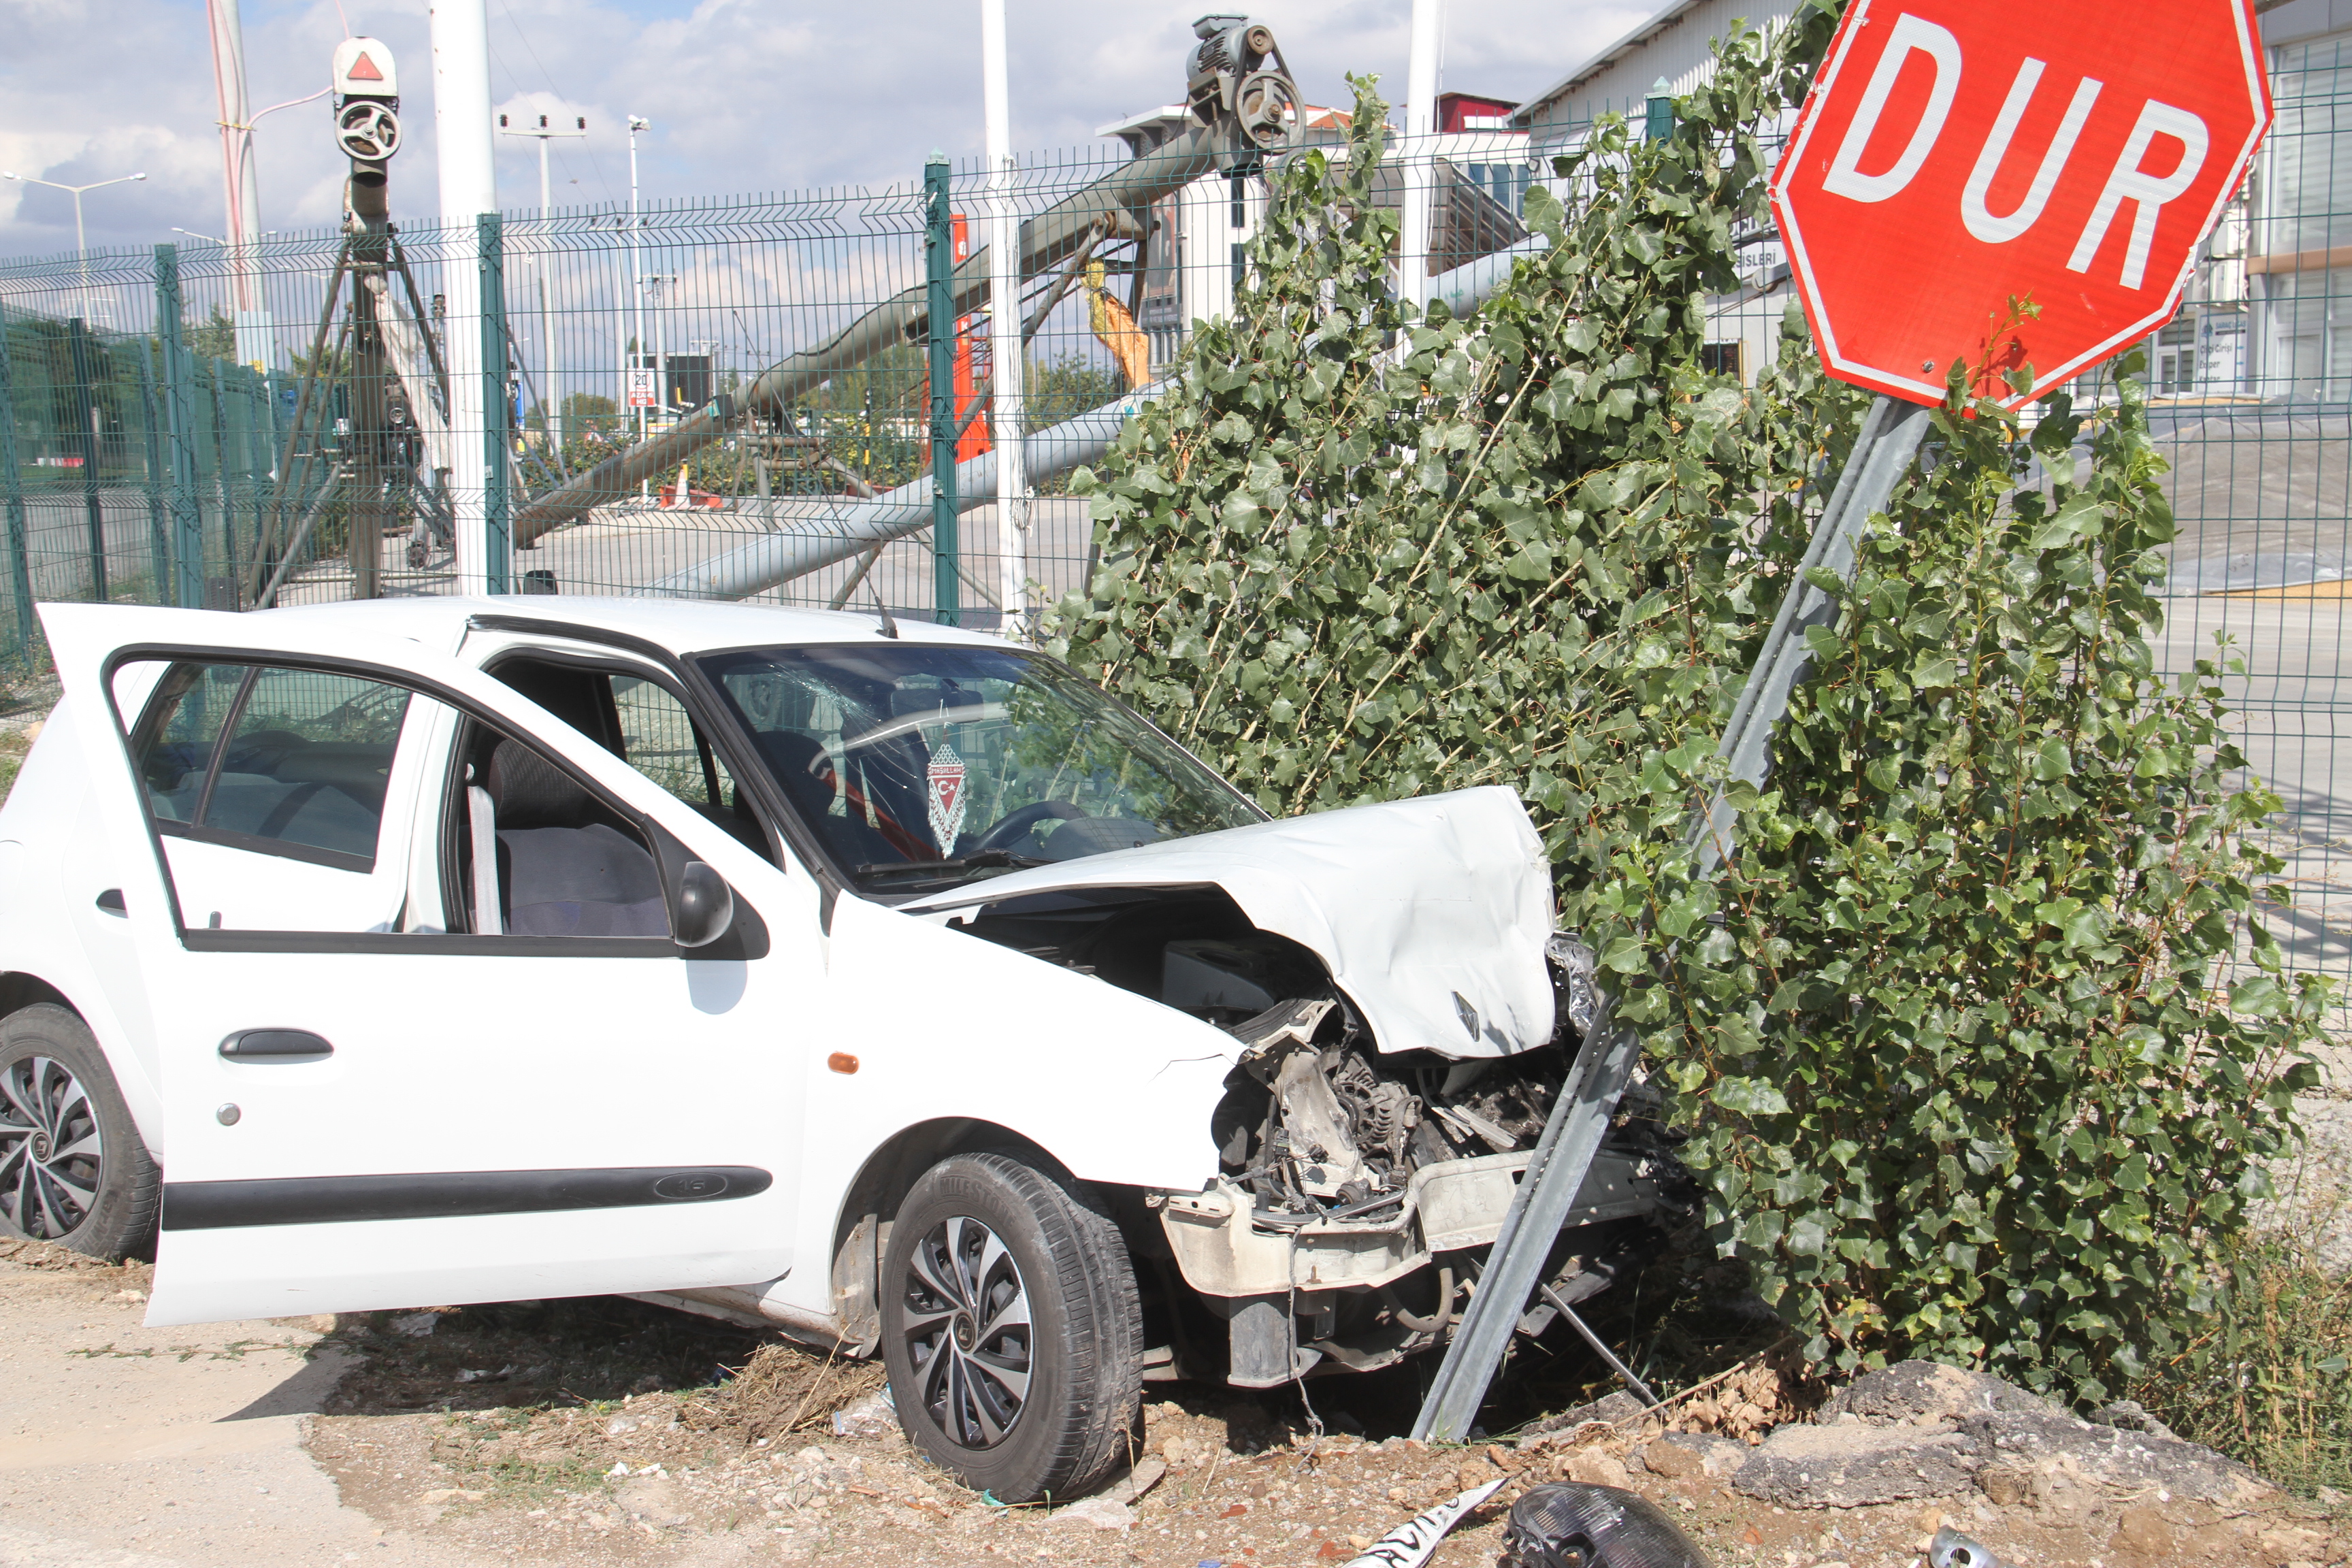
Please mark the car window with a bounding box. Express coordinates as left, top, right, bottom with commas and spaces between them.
612, 675, 737, 811
697, 643, 1263, 892
130, 662, 410, 872
447, 719, 672, 943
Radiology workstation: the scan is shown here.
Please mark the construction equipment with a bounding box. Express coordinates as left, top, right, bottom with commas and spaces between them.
255, 35, 460, 606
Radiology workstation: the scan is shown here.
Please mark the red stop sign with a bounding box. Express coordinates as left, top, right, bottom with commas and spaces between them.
1769, 0, 2271, 408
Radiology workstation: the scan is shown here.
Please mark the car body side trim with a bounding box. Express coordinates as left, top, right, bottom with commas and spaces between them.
177, 929, 681, 958
161, 1165, 775, 1230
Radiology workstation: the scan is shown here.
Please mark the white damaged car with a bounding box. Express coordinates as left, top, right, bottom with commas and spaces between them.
0, 598, 1688, 1499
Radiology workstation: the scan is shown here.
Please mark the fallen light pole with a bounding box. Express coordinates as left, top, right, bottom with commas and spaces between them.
512, 15, 1307, 552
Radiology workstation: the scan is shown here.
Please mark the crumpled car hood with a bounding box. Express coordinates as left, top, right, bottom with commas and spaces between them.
903, 785, 1558, 1060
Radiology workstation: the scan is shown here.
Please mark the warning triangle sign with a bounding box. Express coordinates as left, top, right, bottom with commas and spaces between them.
347, 51, 383, 82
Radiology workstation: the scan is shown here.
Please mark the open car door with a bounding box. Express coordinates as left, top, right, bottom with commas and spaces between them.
42, 604, 821, 1327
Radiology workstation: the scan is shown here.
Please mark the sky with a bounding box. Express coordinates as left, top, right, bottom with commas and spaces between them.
0, 0, 1655, 259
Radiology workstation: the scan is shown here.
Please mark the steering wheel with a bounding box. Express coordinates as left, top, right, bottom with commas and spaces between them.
969, 799, 1087, 853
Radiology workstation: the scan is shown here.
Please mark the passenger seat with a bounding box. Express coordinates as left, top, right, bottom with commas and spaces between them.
478, 740, 668, 938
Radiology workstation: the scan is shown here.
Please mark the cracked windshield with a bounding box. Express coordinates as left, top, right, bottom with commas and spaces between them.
696, 644, 1262, 889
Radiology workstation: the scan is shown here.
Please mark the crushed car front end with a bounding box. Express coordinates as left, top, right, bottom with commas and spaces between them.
897, 787, 1696, 1388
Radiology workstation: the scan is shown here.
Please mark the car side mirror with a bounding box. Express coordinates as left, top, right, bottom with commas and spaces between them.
673, 860, 735, 949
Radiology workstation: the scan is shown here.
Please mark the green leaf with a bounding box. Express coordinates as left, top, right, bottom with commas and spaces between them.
1712, 1077, 1791, 1115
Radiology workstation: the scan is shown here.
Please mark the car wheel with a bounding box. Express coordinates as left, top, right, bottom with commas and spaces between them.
0, 1004, 159, 1261
880, 1153, 1141, 1503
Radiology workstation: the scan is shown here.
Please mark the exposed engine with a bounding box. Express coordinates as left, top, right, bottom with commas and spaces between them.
938, 883, 1693, 1383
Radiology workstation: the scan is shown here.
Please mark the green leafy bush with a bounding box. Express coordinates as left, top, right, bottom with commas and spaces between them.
1050, 3, 2323, 1400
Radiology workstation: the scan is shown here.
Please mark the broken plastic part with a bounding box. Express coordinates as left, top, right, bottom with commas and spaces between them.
1499, 1483, 1710, 1568
1929, 1529, 2008, 1568
1337, 1476, 1505, 1568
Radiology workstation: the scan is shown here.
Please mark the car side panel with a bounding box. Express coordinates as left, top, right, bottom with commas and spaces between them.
0, 697, 168, 1156
764, 891, 1235, 1322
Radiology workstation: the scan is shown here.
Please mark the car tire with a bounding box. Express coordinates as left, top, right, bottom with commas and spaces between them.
880, 1152, 1141, 1503
0, 1004, 159, 1262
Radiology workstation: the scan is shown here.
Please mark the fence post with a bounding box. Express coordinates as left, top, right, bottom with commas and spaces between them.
926, 152, 959, 626
478, 212, 511, 594
0, 305, 35, 663
65, 318, 106, 604
137, 342, 169, 602
154, 245, 204, 609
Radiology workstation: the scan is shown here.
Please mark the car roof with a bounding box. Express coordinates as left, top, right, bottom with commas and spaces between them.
256, 595, 1022, 659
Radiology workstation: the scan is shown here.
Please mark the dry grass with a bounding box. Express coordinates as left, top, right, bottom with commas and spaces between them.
680, 1341, 889, 1447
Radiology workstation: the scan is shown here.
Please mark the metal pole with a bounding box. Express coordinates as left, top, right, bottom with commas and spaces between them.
1399, 0, 1441, 313
1411, 393, 1932, 1443
430, 0, 499, 597
479, 211, 511, 593
137, 340, 168, 597
981, 0, 1028, 639
154, 244, 204, 609
0, 305, 35, 659
926, 152, 958, 625
629, 116, 647, 473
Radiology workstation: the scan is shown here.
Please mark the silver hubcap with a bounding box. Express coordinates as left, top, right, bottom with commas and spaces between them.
0, 1056, 102, 1240
900, 1215, 1033, 1449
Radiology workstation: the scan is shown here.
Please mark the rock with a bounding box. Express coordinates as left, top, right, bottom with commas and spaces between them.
2257, 1524, 2328, 1561
1976, 1465, 2042, 1507
1957, 1409, 2268, 1507
1523, 1390, 1649, 1439
416, 1487, 485, 1505
2086, 1399, 2178, 1441
1821, 1360, 2051, 1425
388, 1311, 440, 1338
1650, 1432, 1746, 1479
1457, 1459, 1500, 1490
2108, 1505, 2175, 1559
1051, 1497, 1134, 1531
1732, 1421, 1978, 1507
1108, 1457, 1168, 1504
830, 1388, 901, 1440
1557, 1450, 1632, 1488
1643, 1441, 1700, 1480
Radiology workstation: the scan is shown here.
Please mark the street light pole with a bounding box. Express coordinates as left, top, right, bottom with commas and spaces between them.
1, 171, 148, 318
627, 116, 649, 478
499, 112, 587, 440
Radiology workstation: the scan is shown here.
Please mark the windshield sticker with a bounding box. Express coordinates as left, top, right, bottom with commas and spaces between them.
926, 742, 968, 853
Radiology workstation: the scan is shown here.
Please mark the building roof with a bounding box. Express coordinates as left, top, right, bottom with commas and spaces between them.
1509, 0, 1708, 126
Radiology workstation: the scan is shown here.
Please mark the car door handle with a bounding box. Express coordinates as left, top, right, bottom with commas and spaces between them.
95, 889, 126, 917
218, 1030, 334, 1062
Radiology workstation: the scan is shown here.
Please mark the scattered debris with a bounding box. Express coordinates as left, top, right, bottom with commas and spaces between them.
828, 1386, 900, 1440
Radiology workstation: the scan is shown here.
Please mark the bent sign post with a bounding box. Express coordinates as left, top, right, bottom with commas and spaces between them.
1416, 0, 2272, 1444
1771, 0, 2272, 406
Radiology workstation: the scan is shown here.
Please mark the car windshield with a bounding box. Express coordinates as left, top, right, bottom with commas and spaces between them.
695, 642, 1265, 889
